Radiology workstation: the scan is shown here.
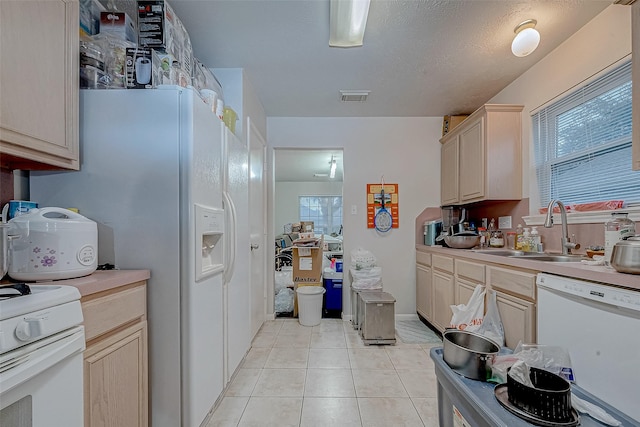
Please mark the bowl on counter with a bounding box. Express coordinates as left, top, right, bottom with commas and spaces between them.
444, 233, 481, 249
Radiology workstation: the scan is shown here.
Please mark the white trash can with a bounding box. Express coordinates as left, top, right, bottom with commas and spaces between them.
296, 286, 326, 327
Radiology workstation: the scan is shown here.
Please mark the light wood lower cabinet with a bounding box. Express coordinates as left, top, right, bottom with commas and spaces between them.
494, 290, 535, 349
416, 264, 432, 320
416, 249, 538, 346
415, 251, 432, 320
82, 281, 148, 427
432, 271, 454, 332
487, 265, 537, 349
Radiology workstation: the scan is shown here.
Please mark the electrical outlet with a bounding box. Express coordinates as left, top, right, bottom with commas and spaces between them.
351, 205, 357, 215
498, 216, 512, 229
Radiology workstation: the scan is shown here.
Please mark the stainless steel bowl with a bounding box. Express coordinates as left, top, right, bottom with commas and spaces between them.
442, 329, 500, 381
444, 234, 480, 249
611, 236, 640, 274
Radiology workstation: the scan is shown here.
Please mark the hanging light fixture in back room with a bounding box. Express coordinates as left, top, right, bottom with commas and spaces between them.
329, 0, 371, 47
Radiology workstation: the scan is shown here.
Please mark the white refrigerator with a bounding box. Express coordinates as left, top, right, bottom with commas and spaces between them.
30, 86, 251, 427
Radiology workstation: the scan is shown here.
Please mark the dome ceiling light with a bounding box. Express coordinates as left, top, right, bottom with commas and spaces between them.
511, 19, 540, 57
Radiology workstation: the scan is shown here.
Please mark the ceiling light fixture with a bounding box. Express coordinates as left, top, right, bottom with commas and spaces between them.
329, 156, 337, 179
511, 19, 540, 57
329, 0, 371, 48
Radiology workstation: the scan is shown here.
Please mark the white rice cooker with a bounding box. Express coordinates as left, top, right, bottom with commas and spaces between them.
7, 207, 98, 281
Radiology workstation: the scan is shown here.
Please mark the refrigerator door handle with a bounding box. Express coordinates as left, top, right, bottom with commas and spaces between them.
223, 191, 237, 282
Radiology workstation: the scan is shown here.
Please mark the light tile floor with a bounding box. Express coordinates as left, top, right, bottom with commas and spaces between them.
206, 318, 442, 427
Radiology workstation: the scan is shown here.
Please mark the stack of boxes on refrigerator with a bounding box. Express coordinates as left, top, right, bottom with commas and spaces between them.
78, 0, 227, 121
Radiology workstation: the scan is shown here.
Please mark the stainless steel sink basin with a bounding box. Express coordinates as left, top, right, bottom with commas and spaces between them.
472, 249, 585, 262
510, 254, 584, 262
471, 249, 526, 256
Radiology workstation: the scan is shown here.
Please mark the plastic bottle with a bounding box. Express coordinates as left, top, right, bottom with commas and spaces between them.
515, 224, 524, 250
478, 227, 487, 248
604, 212, 635, 263
522, 228, 531, 252
530, 226, 542, 252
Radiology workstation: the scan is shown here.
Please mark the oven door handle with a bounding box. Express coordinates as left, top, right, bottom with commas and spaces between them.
0, 326, 85, 395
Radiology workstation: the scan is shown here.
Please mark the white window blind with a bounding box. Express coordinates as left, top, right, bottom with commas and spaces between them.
299, 196, 343, 235
532, 60, 639, 208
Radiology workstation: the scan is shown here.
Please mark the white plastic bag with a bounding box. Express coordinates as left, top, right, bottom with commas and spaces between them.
476, 289, 505, 347
275, 288, 294, 313
449, 284, 485, 331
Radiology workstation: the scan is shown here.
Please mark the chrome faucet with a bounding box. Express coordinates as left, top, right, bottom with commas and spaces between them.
544, 199, 580, 255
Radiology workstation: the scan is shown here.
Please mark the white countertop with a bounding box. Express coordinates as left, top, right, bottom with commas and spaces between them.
416, 244, 640, 291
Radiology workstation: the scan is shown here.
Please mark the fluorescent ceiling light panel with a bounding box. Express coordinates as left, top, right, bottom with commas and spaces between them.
329, 0, 371, 47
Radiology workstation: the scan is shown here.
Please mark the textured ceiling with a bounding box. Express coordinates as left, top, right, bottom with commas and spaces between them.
164, 0, 611, 117
108, 0, 614, 181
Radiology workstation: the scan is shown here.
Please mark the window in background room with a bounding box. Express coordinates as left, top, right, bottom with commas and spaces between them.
299, 196, 342, 235
533, 60, 640, 208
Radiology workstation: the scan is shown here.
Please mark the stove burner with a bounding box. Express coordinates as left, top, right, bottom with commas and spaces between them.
0, 283, 31, 299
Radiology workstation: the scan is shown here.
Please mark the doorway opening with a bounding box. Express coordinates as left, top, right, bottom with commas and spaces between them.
273, 149, 344, 319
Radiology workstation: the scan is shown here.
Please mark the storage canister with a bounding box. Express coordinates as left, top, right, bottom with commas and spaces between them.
604, 212, 635, 263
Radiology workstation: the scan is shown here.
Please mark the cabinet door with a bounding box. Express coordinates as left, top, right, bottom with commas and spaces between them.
0, 0, 79, 170
459, 117, 485, 202
416, 264, 432, 320
431, 270, 454, 332
440, 137, 459, 205
455, 278, 479, 306
84, 321, 149, 427
495, 291, 535, 349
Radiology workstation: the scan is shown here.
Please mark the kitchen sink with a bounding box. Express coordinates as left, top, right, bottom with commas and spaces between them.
510, 254, 584, 262
472, 249, 585, 262
471, 249, 527, 256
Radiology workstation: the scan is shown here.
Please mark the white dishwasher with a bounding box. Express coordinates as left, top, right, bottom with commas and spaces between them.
536, 273, 640, 424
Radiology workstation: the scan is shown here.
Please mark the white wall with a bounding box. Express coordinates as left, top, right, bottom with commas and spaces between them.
489, 5, 632, 213
274, 181, 344, 234
268, 117, 443, 316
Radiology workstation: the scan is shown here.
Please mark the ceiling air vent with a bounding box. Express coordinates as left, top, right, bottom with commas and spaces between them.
340, 90, 370, 102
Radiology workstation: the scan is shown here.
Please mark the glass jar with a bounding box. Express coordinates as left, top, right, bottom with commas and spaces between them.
604, 212, 635, 263
506, 232, 517, 250
489, 230, 505, 248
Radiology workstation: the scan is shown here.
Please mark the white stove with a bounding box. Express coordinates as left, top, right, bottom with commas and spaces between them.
0, 284, 85, 426
0, 285, 83, 353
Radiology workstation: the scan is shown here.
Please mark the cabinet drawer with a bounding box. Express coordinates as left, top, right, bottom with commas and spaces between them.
487, 266, 536, 301
432, 254, 454, 273
455, 259, 485, 283
416, 251, 431, 266
82, 283, 146, 342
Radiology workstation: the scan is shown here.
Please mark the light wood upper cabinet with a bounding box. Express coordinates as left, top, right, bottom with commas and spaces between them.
440, 104, 523, 205
632, 1, 639, 171
0, 0, 79, 170
440, 138, 459, 205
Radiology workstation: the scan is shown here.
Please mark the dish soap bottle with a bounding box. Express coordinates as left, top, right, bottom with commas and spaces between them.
521, 227, 531, 252
515, 224, 524, 250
